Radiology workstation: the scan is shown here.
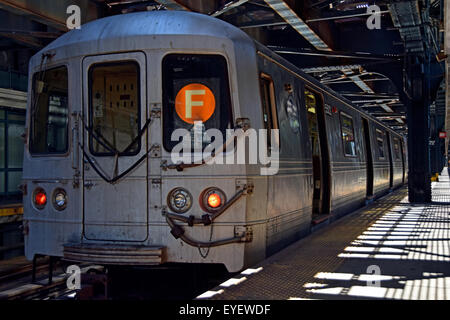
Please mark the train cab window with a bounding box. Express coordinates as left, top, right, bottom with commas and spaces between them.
30, 66, 69, 154
259, 74, 279, 152
89, 62, 140, 156
339, 113, 357, 157
376, 129, 386, 159
162, 54, 233, 151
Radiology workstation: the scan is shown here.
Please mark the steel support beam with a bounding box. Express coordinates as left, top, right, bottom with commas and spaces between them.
239, 20, 287, 29
0, 10, 61, 48
154, 0, 190, 11
305, 10, 390, 23
302, 64, 362, 73
445, 0, 450, 158
211, 0, 249, 17
264, 0, 331, 51
268, 46, 398, 61
405, 55, 431, 203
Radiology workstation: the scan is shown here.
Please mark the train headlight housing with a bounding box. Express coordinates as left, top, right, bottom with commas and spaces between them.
201, 188, 226, 213
52, 188, 67, 211
33, 188, 47, 210
167, 188, 192, 214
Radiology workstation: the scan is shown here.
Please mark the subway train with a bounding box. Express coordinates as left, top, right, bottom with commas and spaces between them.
22, 11, 406, 273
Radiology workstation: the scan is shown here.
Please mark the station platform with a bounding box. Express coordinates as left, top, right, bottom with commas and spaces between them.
0, 203, 23, 225
198, 168, 450, 300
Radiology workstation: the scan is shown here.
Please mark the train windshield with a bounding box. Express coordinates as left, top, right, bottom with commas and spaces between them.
30, 66, 69, 154
162, 54, 233, 151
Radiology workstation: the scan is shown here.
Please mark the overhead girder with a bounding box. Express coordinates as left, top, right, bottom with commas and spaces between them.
0, 0, 102, 31
268, 45, 400, 61
212, 0, 249, 17
0, 9, 63, 48
153, 0, 191, 11
264, 0, 331, 51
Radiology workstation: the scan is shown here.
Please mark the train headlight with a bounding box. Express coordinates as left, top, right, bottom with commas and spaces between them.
201, 188, 226, 213
33, 188, 47, 210
167, 188, 192, 214
52, 188, 67, 211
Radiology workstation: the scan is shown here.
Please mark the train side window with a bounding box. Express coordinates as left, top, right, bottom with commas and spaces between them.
30, 66, 69, 155
339, 112, 357, 157
259, 74, 279, 152
393, 138, 401, 160
88, 61, 140, 156
376, 129, 385, 159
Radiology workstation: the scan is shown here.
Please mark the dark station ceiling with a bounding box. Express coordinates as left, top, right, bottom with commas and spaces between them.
0, 0, 446, 134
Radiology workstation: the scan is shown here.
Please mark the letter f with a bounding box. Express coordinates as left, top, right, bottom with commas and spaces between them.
185, 90, 205, 119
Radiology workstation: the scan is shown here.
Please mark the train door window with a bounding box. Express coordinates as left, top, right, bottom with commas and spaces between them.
259, 74, 279, 152
88, 61, 140, 156
376, 129, 385, 159
339, 112, 357, 157
393, 138, 401, 160
305, 90, 321, 157
30, 66, 69, 154
162, 54, 233, 152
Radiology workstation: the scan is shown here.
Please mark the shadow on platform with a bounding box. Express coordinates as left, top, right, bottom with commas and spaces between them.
203, 168, 450, 300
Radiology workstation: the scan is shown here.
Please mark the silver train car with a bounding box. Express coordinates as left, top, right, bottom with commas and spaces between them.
22, 11, 407, 273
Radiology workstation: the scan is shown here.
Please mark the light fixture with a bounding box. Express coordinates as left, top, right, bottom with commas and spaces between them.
167, 188, 193, 214
53, 188, 68, 211
201, 188, 226, 213
33, 188, 47, 210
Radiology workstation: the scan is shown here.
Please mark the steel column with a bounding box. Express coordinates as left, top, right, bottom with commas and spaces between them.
406, 55, 432, 202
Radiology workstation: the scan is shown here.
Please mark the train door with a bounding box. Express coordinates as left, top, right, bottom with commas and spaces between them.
305, 88, 330, 220
362, 118, 374, 198
386, 132, 394, 189
82, 52, 148, 242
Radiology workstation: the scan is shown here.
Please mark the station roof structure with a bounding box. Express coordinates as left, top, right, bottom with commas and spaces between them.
0, 0, 447, 137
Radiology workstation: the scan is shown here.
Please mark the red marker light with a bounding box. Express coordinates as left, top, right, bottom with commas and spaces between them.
35, 192, 47, 207
207, 193, 221, 209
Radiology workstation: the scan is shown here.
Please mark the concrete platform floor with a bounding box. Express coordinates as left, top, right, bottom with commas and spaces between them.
199, 168, 450, 300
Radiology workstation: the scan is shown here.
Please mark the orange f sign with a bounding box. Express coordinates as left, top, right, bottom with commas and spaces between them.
175, 83, 216, 124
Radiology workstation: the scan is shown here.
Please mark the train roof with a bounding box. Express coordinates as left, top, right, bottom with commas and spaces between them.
32, 10, 253, 62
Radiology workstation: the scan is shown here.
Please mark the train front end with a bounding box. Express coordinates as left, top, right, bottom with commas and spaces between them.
22, 11, 266, 273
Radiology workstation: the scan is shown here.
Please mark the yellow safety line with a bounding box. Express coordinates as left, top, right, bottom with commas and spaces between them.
0, 207, 23, 217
